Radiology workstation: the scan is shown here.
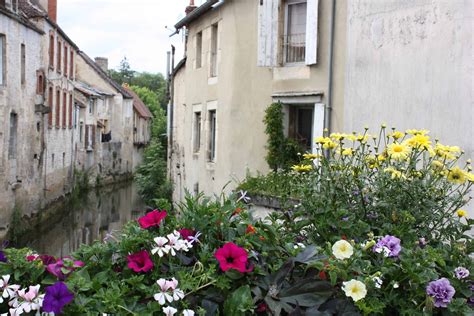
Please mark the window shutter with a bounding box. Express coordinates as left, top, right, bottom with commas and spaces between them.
305, 0, 319, 65
257, 0, 279, 67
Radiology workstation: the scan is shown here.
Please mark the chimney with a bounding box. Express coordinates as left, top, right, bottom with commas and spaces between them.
185, 0, 197, 15
94, 57, 109, 73
48, 0, 57, 23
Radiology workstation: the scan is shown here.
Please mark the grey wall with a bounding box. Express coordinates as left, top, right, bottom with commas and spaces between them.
343, 0, 472, 159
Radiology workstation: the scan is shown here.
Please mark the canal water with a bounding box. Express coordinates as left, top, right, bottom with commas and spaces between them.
17, 181, 146, 257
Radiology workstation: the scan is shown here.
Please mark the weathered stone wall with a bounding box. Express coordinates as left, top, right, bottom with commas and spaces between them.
0, 13, 44, 237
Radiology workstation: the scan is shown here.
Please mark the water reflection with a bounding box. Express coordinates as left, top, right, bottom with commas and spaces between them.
20, 181, 146, 257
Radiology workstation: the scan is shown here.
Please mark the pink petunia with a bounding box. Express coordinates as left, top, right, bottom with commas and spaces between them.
214, 242, 252, 273
127, 250, 154, 273
138, 210, 167, 229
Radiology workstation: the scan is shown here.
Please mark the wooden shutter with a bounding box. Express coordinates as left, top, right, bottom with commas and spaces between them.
92, 125, 96, 149
305, 0, 319, 65
257, 0, 279, 67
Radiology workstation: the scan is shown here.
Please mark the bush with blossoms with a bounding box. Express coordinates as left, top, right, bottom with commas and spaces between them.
259, 126, 473, 314
0, 126, 472, 315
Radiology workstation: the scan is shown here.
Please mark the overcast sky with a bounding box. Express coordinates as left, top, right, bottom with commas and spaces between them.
57, 0, 201, 75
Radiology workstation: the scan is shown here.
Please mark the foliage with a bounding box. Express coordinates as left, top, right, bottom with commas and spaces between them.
263, 103, 302, 171
130, 85, 167, 140
134, 140, 172, 205
1, 126, 473, 315
242, 126, 474, 314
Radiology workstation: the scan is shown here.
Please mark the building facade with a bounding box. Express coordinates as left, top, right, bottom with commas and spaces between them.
169, 0, 472, 203
0, 0, 152, 238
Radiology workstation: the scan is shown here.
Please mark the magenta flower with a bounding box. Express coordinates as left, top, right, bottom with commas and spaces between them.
426, 278, 455, 308
42, 282, 74, 314
46, 258, 84, 280
178, 229, 194, 241
127, 250, 154, 273
215, 242, 252, 273
373, 235, 401, 257
138, 210, 167, 229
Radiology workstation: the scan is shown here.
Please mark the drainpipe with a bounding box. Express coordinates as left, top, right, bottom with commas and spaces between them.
324, 0, 336, 134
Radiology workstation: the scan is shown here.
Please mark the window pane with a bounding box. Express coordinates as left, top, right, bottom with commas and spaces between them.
196, 32, 202, 68
285, 2, 307, 63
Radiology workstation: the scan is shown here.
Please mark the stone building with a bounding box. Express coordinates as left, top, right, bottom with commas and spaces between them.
169, 0, 472, 202
123, 85, 153, 170
0, 1, 45, 236
0, 0, 151, 238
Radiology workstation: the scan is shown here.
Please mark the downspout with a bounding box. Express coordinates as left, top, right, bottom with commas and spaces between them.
325, 0, 336, 134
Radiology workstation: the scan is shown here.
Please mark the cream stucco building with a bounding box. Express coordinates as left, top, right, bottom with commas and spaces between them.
169, 0, 472, 203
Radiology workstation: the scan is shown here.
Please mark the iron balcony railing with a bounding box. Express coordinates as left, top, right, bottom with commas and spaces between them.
282, 33, 306, 64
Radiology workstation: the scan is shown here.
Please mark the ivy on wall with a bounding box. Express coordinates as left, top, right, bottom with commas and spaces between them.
263, 102, 302, 170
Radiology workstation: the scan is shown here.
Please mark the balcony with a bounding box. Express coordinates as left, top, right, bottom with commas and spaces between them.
282, 33, 306, 64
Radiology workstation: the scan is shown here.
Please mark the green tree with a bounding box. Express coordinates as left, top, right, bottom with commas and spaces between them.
109, 56, 135, 85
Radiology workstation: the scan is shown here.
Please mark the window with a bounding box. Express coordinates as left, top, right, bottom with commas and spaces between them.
283, 0, 307, 64
48, 86, 53, 128
288, 106, 313, 150
63, 44, 68, 76
210, 24, 218, 77
62, 91, 67, 128
8, 113, 17, 159
196, 31, 202, 68
49, 34, 54, 68
11, 0, 17, 12
89, 98, 94, 114
69, 50, 74, 79
208, 110, 217, 161
57, 39, 61, 73
36, 72, 44, 95
20, 43, 25, 85
79, 122, 83, 142
69, 94, 73, 128
193, 111, 201, 152
55, 89, 60, 127
0, 34, 5, 85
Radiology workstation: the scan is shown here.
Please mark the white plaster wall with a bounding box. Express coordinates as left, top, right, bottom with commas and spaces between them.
343, 0, 473, 215
343, 0, 473, 157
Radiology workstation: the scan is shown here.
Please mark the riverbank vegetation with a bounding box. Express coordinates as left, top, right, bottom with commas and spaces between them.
0, 126, 472, 315
110, 57, 172, 206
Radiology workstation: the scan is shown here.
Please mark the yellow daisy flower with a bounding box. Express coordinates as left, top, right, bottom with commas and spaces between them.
291, 164, 313, 173
384, 167, 405, 179
341, 148, 353, 156
456, 209, 467, 217
303, 153, 321, 160
315, 136, 330, 144
406, 134, 431, 150
447, 166, 466, 184
406, 129, 429, 136
323, 140, 338, 150
330, 133, 346, 141
389, 131, 405, 140
387, 142, 411, 161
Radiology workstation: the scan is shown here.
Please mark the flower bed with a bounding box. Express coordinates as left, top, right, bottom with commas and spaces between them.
0, 127, 473, 315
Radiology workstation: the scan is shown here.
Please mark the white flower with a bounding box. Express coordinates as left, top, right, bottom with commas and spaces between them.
151, 237, 170, 257
9, 285, 44, 314
393, 282, 399, 289
372, 276, 383, 289
188, 231, 201, 244
332, 240, 354, 260
236, 190, 251, 203
342, 279, 367, 302
183, 309, 195, 316
154, 278, 185, 306
163, 306, 178, 316
154, 279, 173, 305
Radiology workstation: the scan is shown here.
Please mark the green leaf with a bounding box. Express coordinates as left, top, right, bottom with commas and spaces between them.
329, 271, 337, 286
279, 279, 333, 308
224, 285, 253, 316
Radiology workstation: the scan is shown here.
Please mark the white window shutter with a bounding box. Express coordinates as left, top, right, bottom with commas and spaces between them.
257, 0, 279, 67
305, 0, 319, 65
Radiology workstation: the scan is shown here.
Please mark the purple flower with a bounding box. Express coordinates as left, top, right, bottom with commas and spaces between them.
454, 267, 469, 280
42, 281, 74, 314
373, 235, 401, 257
0, 251, 7, 263
426, 278, 456, 308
